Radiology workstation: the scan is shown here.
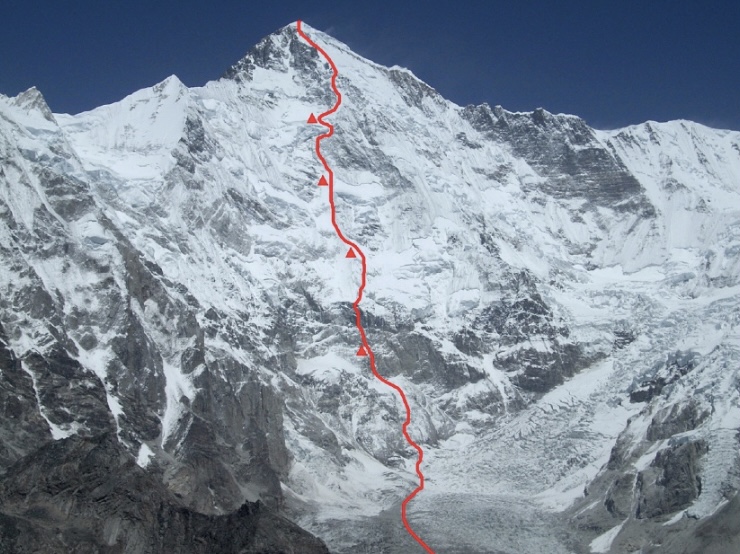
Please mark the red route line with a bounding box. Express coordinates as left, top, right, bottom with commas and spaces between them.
296, 20, 435, 554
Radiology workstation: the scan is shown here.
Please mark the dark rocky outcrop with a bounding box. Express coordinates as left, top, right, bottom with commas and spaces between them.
637, 439, 709, 519
472, 271, 595, 394
643, 493, 740, 554
604, 472, 637, 519
570, 392, 715, 552
222, 23, 323, 90
630, 351, 700, 403
462, 103, 652, 214
22, 346, 115, 436
0, 322, 52, 470
0, 433, 329, 554
647, 402, 709, 442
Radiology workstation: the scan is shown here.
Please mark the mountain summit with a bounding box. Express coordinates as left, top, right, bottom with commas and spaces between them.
1, 21, 739, 553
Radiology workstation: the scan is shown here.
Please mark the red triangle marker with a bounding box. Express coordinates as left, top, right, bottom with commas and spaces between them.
307, 113, 318, 124
356, 345, 368, 357
317, 175, 329, 187
345, 248, 357, 258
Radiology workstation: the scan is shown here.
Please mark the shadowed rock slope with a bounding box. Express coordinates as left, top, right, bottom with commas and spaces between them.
0, 433, 329, 553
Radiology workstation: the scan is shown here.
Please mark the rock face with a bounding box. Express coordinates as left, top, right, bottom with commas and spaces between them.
0, 20, 739, 553
637, 439, 708, 519
0, 433, 329, 553
0, 322, 52, 468
461, 104, 650, 213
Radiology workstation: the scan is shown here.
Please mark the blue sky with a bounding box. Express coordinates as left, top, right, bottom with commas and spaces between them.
2, 1, 738, 130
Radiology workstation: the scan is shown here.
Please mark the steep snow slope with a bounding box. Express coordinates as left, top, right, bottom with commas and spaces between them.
1, 21, 738, 553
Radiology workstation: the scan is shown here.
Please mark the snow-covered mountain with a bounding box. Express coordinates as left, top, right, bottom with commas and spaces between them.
1, 21, 738, 553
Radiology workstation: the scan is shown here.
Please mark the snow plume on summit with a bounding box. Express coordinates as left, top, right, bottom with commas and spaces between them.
0, 21, 739, 553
